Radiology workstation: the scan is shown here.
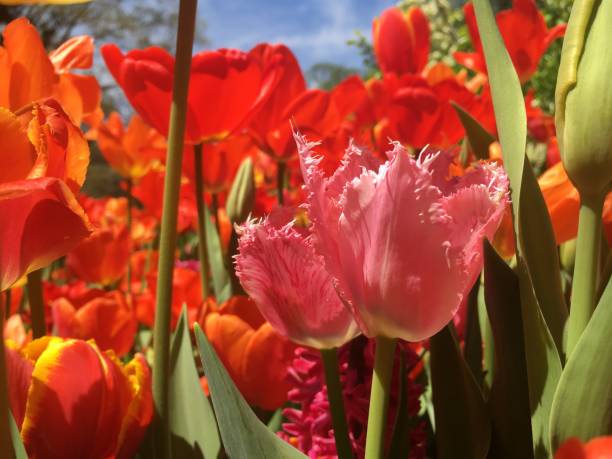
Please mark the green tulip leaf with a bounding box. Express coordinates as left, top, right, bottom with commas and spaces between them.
472, 1, 564, 455
463, 283, 484, 389
204, 204, 232, 303
170, 307, 221, 459
452, 102, 496, 161
483, 241, 534, 458
194, 324, 308, 459
430, 325, 491, 459
549, 276, 612, 450
10, 411, 27, 459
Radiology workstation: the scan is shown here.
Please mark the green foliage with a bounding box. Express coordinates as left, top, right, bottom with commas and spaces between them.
194, 324, 308, 459
306, 62, 361, 90
169, 309, 221, 459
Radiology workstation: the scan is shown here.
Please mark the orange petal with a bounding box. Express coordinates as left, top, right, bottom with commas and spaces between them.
2, 18, 56, 110
49, 36, 94, 72
0, 106, 36, 184
5, 344, 33, 429
0, 177, 92, 291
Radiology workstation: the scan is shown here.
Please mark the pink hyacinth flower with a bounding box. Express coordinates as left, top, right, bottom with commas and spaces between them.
235, 208, 360, 349
297, 134, 509, 342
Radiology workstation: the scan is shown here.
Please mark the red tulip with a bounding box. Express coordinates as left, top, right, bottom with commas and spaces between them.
372, 6, 430, 76
102, 44, 276, 143
6, 337, 152, 459
52, 290, 137, 356
555, 436, 612, 459
455, 0, 566, 83
66, 224, 132, 286
0, 178, 92, 290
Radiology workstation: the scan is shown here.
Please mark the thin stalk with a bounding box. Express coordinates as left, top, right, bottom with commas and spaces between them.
277, 160, 285, 206
0, 296, 14, 459
194, 143, 211, 299
26, 269, 45, 339
320, 348, 353, 459
126, 177, 133, 291
151, 0, 198, 457
211, 192, 221, 236
567, 193, 604, 355
364, 336, 397, 459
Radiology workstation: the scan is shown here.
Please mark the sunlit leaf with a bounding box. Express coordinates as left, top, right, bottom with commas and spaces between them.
194, 324, 307, 459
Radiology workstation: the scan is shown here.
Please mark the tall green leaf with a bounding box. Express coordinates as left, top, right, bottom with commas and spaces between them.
484, 241, 533, 458
472, 1, 564, 455
549, 276, 612, 450
194, 324, 307, 459
204, 204, 232, 303
430, 325, 491, 459
170, 308, 221, 459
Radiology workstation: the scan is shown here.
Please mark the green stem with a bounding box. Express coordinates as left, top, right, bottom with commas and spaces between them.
194, 143, 211, 299
211, 192, 221, 237
26, 270, 45, 339
151, 1, 198, 457
126, 177, 133, 292
277, 160, 285, 206
567, 193, 604, 355
320, 348, 353, 459
0, 298, 14, 459
364, 336, 397, 459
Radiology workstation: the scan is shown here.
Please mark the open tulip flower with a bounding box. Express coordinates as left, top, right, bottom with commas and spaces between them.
0, 99, 92, 290
235, 208, 360, 349
5, 337, 152, 459
0, 18, 101, 125
298, 134, 509, 341
95, 112, 166, 180
102, 44, 278, 143
455, 0, 566, 83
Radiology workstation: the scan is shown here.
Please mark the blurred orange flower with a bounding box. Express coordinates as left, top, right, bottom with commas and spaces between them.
555, 436, 612, 459
202, 295, 296, 410
66, 224, 132, 286
0, 18, 100, 124
52, 290, 137, 356
6, 337, 152, 459
96, 112, 166, 180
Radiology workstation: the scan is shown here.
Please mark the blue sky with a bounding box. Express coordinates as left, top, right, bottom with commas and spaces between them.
199, 0, 396, 71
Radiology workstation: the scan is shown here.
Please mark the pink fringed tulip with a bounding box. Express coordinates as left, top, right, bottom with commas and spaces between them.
297, 135, 509, 342
235, 208, 359, 349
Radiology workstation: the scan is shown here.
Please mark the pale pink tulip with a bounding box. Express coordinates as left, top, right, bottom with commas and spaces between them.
235, 208, 360, 349
298, 134, 509, 342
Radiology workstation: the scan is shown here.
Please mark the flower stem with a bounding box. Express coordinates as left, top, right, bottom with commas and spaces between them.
0, 295, 15, 459
365, 336, 397, 459
277, 160, 285, 206
567, 193, 604, 355
194, 143, 211, 299
320, 348, 353, 459
26, 269, 45, 339
151, 0, 198, 457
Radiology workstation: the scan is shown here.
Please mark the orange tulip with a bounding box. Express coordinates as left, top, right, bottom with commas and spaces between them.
455, 0, 566, 83
52, 291, 137, 356
66, 224, 132, 286
372, 6, 430, 76
0, 18, 100, 124
96, 112, 166, 180
5, 337, 152, 459
555, 436, 612, 459
202, 296, 295, 410
539, 162, 612, 246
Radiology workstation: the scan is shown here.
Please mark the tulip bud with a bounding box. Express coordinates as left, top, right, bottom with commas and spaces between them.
556, 0, 612, 200
226, 157, 255, 224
